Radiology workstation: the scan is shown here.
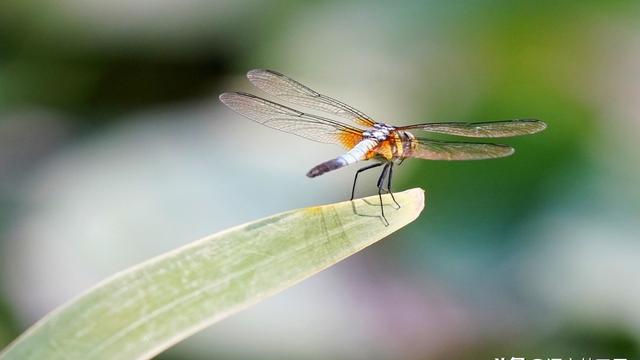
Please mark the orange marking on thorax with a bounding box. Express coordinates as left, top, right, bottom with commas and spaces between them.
371, 132, 406, 160
341, 129, 411, 161
370, 139, 394, 160
390, 132, 403, 158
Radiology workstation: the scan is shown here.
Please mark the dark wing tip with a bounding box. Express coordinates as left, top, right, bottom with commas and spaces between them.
218, 92, 241, 114
519, 118, 548, 133
246, 69, 264, 79
487, 143, 515, 158
218, 92, 232, 103
219, 91, 255, 101
247, 69, 282, 79
218, 91, 245, 105
491, 143, 515, 157
505, 145, 516, 157
218, 92, 258, 113
535, 119, 548, 132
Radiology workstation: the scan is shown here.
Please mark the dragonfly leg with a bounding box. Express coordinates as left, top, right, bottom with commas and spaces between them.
387, 162, 401, 209
350, 162, 384, 200
377, 163, 391, 226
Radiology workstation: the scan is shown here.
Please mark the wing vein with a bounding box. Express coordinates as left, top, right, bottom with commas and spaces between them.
247, 69, 376, 127
398, 119, 547, 138
219, 92, 364, 147
404, 138, 515, 160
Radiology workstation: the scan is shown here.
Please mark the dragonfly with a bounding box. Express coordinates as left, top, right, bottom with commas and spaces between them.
219, 69, 546, 225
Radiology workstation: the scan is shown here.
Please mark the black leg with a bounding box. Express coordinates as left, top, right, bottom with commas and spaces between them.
387, 162, 401, 209
350, 162, 384, 200
377, 163, 391, 226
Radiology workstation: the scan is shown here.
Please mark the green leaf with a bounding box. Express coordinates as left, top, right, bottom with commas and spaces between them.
0, 188, 425, 360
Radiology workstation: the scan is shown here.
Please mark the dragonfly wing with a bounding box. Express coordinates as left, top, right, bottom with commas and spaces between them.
219, 92, 364, 148
399, 119, 547, 138
407, 138, 515, 160
247, 69, 377, 127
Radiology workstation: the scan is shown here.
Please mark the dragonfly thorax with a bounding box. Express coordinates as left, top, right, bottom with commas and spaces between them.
363, 123, 395, 141
373, 122, 394, 129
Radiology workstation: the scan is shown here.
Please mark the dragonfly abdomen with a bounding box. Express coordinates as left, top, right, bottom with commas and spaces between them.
342, 138, 378, 164
306, 158, 348, 178
307, 138, 378, 178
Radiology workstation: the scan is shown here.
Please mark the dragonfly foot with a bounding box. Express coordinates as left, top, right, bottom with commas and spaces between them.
390, 195, 401, 210
381, 215, 389, 226
380, 189, 401, 209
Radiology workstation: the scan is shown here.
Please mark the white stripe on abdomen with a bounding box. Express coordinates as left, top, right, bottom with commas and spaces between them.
306, 139, 378, 178
339, 139, 378, 165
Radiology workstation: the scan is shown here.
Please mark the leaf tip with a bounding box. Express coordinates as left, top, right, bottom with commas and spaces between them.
403, 187, 426, 222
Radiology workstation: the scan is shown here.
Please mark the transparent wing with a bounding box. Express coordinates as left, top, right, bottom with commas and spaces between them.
405, 138, 515, 160
398, 119, 547, 138
246, 69, 377, 127
219, 92, 364, 147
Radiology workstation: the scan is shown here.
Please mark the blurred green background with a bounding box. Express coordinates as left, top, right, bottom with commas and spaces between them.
1, 1, 639, 359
